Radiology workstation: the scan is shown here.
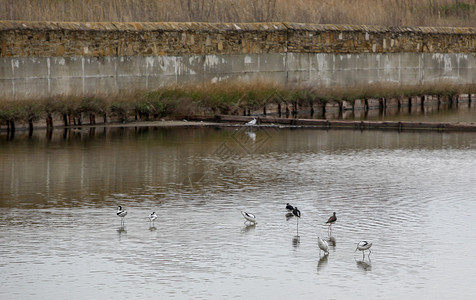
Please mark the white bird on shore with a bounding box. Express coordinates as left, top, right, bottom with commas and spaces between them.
241, 211, 257, 224
149, 211, 158, 225
318, 236, 329, 255
117, 206, 127, 225
245, 118, 257, 126
355, 241, 373, 256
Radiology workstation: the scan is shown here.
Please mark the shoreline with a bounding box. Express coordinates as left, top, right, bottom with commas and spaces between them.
3, 115, 476, 134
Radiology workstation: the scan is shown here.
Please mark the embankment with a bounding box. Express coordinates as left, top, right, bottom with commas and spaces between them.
1, 21, 475, 100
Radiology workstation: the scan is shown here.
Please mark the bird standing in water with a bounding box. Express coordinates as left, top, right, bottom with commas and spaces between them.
293, 207, 301, 235
241, 211, 257, 224
149, 211, 158, 226
326, 212, 337, 232
286, 203, 294, 212
355, 241, 373, 258
117, 206, 127, 225
318, 236, 329, 255
292, 207, 301, 218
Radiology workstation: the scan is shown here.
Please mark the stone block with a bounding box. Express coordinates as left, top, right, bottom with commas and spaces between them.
385, 97, 399, 108
458, 94, 470, 102
325, 101, 340, 112
366, 98, 380, 109
411, 96, 422, 106
423, 95, 438, 105
399, 97, 410, 107
354, 99, 366, 110
342, 100, 353, 110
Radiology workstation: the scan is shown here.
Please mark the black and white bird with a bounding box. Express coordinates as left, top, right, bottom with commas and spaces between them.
286, 203, 294, 212
292, 206, 301, 235
117, 206, 127, 224
355, 241, 373, 257
318, 236, 329, 255
241, 211, 257, 224
292, 207, 301, 218
149, 211, 158, 225
326, 212, 337, 229
245, 118, 257, 126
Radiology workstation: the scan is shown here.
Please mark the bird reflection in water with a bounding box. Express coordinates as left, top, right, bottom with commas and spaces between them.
292, 235, 300, 248
241, 222, 256, 233
285, 212, 294, 221
328, 235, 336, 249
117, 226, 127, 240
355, 257, 372, 272
244, 131, 256, 141
317, 253, 329, 273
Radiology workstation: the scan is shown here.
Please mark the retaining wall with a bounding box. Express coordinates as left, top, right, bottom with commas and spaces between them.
1, 21, 475, 100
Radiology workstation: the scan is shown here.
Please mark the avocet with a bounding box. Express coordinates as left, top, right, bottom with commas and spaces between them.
241, 211, 257, 224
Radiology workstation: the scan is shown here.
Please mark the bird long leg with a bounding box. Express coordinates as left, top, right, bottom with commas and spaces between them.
296, 218, 299, 236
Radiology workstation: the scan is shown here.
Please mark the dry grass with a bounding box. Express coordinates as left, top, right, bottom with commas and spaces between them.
1, 0, 475, 27
1, 82, 475, 129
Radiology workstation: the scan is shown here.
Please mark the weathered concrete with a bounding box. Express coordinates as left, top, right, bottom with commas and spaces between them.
1, 52, 474, 99
0, 21, 475, 100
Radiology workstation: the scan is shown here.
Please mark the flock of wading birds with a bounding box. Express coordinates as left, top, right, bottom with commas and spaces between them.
115, 118, 372, 257
116, 203, 373, 258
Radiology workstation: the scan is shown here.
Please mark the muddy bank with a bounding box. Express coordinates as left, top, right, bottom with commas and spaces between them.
3, 115, 476, 138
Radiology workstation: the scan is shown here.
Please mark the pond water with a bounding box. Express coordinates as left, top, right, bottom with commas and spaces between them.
298, 101, 476, 123
1, 126, 476, 299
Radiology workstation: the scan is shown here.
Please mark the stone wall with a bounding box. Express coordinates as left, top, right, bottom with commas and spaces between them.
1, 21, 476, 57
1, 21, 475, 100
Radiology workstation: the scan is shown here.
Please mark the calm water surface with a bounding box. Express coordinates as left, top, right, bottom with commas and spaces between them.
1, 126, 476, 299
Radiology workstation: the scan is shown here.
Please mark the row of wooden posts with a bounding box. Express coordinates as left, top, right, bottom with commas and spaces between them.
1, 93, 475, 136
251, 94, 475, 118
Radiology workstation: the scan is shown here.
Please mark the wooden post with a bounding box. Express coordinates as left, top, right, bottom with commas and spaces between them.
28, 119, 34, 136
63, 114, 68, 126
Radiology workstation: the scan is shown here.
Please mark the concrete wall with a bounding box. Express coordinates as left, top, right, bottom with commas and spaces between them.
1, 21, 475, 100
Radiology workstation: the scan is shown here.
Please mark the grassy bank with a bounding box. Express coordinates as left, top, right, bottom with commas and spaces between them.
0, 82, 475, 131
2, 0, 476, 27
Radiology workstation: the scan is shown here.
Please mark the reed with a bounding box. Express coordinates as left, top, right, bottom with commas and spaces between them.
1, 81, 475, 131
1, 0, 475, 27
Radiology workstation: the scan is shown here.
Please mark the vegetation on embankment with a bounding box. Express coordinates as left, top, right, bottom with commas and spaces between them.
1, 82, 475, 132
2, 0, 476, 27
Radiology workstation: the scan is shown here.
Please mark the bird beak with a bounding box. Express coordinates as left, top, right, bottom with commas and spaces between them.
354, 247, 357, 252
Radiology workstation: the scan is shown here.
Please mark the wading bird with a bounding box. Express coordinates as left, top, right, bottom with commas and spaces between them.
241, 211, 257, 225
286, 203, 294, 212
326, 212, 337, 231
292, 207, 301, 235
149, 211, 158, 225
292, 207, 301, 218
245, 118, 257, 126
355, 241, 373, 257
117, 206, 127, 225
318, 236, 329, 255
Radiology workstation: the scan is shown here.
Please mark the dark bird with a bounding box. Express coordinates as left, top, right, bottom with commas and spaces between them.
292, 206, 301, 236
326, 212, 337, 225
286, 203, 294, 212
292, 207, 301, 218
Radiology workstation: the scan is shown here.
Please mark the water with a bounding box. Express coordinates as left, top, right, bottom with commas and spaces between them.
298, 101, 476, 123
1, 127, 476, 299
